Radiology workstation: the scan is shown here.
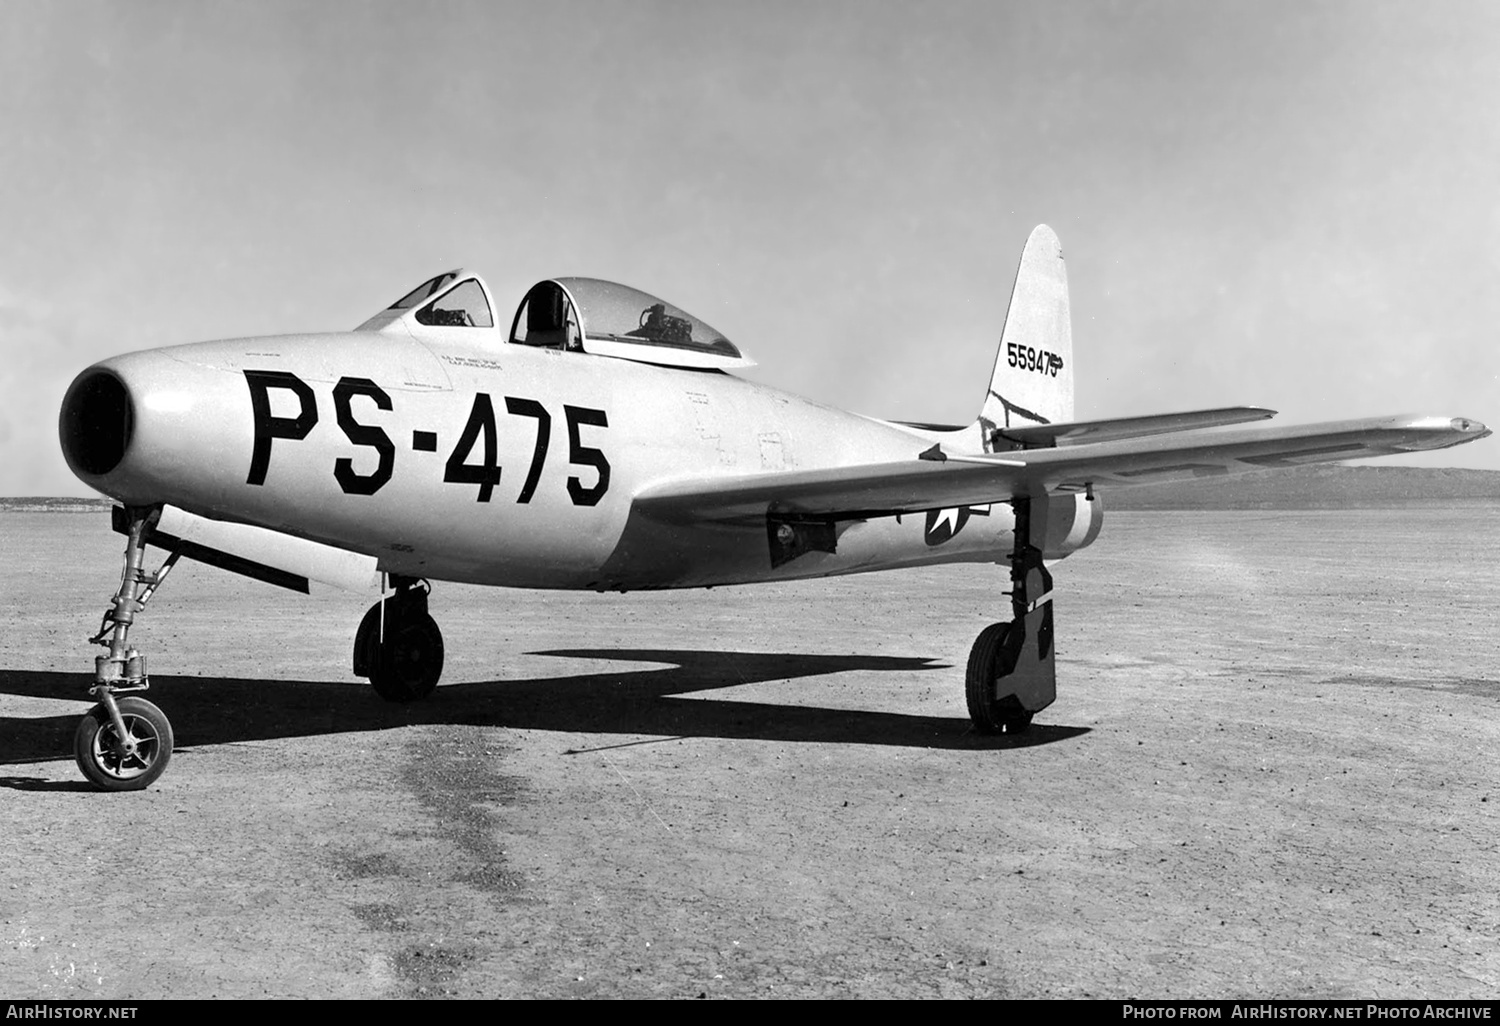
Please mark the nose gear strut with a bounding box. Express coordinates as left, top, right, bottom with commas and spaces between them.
75, 505, 178, 790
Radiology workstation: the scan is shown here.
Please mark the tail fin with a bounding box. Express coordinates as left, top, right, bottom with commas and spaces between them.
977, 225, 1074, 451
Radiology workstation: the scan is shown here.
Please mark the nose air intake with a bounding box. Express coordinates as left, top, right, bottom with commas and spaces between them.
60, 370, 134, 477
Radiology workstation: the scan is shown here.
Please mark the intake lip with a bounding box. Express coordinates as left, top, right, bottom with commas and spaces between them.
59, 369, 134, 478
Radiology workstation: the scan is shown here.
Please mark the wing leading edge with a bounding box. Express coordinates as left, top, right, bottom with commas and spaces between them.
634, 415, 1490, 524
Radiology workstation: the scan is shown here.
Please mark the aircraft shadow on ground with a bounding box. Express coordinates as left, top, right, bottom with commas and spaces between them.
0, 648, 1089, 770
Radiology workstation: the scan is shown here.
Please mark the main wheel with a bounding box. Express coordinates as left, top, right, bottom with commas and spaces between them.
369, 613, 445, 703
74, 697, 174, 791
965, 622, 1034, 735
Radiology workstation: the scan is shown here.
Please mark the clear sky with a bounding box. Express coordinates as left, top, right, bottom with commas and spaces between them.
3, 0, 1497, 495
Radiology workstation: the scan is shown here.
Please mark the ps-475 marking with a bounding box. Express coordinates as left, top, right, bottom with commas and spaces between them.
244, 370, 609, 504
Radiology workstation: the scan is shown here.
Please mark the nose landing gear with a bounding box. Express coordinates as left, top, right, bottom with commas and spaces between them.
76, 505, 179, 790
353, 576, 445, 702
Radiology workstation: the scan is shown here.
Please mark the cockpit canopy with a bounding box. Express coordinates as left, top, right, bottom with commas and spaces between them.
357, 271, 752, 371
509, 278, 753, 370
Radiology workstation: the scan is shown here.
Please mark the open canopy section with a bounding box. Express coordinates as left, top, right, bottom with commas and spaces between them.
508, 278, 754, 371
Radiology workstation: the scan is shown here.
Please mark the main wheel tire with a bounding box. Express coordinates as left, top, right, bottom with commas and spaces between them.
74, 697, 174, 791
965, 622, 1034, 735
369, 613, 444, 703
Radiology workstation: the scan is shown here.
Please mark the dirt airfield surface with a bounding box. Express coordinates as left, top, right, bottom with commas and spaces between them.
1, 507, 1497, 1000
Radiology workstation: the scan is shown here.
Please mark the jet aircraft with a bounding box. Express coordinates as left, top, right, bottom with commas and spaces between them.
57, 226, 1490, 790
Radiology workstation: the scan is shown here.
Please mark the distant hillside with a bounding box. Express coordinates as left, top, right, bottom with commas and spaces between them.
1102, 465, 1500, 510
0, 496, 113, 512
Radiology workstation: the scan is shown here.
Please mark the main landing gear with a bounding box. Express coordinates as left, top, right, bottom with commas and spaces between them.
353, 576, 445, 702
965, 495, 1057, 734
75, 505, 179, 790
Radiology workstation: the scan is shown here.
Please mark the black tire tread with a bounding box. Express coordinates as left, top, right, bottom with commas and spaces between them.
369, 613, 444, 703
964, 621, 1034, 735
74, 696, 174, 791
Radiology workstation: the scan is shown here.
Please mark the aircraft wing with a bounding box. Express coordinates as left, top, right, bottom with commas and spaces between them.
634, 415, 1490, 524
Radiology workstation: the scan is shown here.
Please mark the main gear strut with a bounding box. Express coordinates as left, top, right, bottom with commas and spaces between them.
964, 494, 1057, 733
353, 575, 445, 702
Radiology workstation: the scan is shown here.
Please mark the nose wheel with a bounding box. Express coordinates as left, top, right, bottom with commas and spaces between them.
353, 578, 445, 702
74, 696, 174, 791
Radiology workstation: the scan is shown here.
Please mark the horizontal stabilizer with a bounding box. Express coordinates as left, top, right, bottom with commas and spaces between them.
996, 406, 1275, 448
633, 414, 1489, 524
114, 505, 381, 593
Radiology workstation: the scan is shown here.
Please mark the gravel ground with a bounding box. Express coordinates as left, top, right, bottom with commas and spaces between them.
1, 507, 1497, 998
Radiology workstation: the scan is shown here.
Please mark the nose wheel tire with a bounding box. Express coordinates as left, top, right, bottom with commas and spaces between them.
369, 613, 444, 703
74, 696, 174, 791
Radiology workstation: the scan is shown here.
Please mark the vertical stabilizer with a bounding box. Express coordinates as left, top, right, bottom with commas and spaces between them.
978, 225, 1074, 450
